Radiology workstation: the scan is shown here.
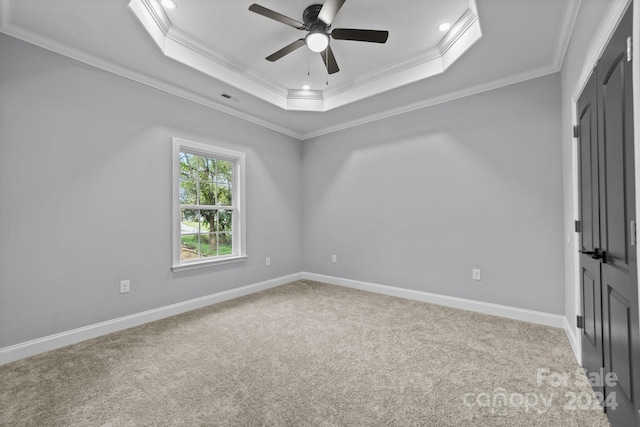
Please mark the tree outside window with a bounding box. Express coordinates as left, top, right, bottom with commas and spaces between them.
172, 139, 246, 270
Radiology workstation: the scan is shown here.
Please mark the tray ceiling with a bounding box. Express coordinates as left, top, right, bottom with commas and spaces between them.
129, 0, 481, 112
0, 0, 580, 139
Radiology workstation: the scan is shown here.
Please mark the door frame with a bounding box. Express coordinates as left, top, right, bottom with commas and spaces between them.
569, 0, 637, 364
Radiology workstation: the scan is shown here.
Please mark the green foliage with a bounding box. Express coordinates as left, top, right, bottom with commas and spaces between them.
181, 234, 232, 257
179, 151, 234, 258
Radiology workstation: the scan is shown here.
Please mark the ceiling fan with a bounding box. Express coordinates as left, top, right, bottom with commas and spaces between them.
248, 0, 389, 75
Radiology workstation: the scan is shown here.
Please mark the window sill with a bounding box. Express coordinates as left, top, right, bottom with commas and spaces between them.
172, 255, 247, 272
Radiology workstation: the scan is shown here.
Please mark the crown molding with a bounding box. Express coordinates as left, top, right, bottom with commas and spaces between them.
129, 0, 289, 109
554, 0, 582, 70
0, 0, 583, 142
0, 18, 304, 140
438, 8, 478, 56
129, 0, 482, 112
299, 64, 560, 140
323, 6, 481, 100
166, 27, 286, 97
321, 47, 442, 100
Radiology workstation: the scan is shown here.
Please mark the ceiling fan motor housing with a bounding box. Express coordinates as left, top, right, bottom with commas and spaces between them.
303, 4, 329, 32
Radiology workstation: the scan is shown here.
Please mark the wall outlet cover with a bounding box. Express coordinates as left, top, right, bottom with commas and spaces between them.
120, 280, 130, 293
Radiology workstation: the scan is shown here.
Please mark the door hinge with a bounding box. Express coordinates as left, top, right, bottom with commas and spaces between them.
631, 220, 636, 246
577, 315, 584, 329
573, 125, 579, 138
575, 220, 581, 233
627, 36, 633, 62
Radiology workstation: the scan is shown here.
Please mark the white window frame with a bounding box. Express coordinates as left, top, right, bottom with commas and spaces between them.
172, 138, 246, 272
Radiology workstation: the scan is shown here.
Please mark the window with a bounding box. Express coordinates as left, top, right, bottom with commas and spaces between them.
172, 138, 246, 271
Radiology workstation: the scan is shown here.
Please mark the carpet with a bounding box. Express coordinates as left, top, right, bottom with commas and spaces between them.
0, 280, 610, 426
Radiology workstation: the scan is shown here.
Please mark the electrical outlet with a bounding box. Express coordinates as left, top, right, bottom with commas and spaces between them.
266, 257, 271, 266
472, 269, 481, 281
332, 254, 337, 263
120, 279, 130, 294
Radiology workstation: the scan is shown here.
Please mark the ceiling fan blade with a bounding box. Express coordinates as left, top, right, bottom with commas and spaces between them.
331, 28, 389, 43
266, 39, 306, 62
249, 4, 305, 30
321, 45, 339, 74
318, 0, 346, 25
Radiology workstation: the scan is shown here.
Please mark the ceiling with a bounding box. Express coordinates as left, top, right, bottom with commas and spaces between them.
0, 0, 580, 140
128, 0, 481, 112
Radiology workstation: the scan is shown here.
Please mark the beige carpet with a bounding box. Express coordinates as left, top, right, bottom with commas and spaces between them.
0, 280, 610, 426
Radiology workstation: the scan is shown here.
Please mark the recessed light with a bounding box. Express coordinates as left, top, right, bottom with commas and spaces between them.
438, 22, 451, 32
302, 85, 310, 90
161, 0, 177, 10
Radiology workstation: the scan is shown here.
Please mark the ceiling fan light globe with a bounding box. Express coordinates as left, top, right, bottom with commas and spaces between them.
306, 32, 329, 53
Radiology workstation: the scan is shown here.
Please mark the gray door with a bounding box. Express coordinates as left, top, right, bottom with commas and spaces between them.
578, 70, 604, 398
578, 6, 639, 426
596, 6, 639, 426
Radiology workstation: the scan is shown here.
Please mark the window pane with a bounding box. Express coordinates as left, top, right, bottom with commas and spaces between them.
199, 182, 217, 206
217, 183, 232, 206
193, 155, 203, 178
181, 209, 199, 230
198, 156, 214, 182
179, 179, 197, 204
210, 158, 219, 183
199, 210, 216, 233
180, 233, 200, 261
218, 233, 232, 255
179, 152, 197, 179
218, 210, 232, 231
216, 159, 233, 184
207, 233, 219, 256
197, 233, 216, 258
180, 208, 200, 261
181, 231, 223, 260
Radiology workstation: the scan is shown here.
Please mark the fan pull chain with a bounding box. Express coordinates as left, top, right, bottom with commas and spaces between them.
326, 49, 329, 85
307, 50, 310, 76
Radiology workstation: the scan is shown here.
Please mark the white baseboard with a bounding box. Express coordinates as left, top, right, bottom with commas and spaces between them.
563, 316, 581, 364
0, 272, 302, 366
302, 272, 566, 329
1, 271, 572, 366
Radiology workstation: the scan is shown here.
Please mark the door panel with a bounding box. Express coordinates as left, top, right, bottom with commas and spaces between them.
602, 264, 638, 426
583, 266, 598, 346
578, 71, 604, 397
581, 256, 604, 398
597, 6, 639, 426
607, 286, 632, 403
600, 55, 630, 269
579, 72, 600, 253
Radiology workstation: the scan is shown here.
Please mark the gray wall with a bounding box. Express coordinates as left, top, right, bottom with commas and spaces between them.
0, 35, 303, 348
302, 73, 565, 314
559, 0, 626, 343
1, 29, 571, 350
